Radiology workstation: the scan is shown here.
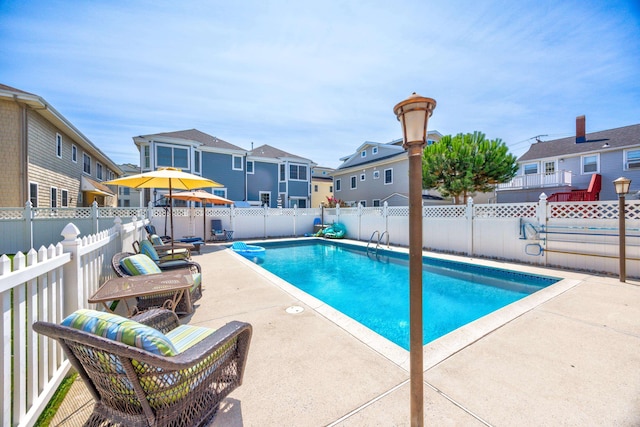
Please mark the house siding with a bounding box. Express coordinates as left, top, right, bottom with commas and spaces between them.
247, 162, 278, 205
334, 158, 409, 206
201, 151, 246, 201
0, 100, 23, 206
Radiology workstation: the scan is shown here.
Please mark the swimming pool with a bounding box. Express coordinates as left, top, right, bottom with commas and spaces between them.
256, 240, 560, 350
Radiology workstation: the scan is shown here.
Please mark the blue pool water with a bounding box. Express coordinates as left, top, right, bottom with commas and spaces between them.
256, 240, 560, 350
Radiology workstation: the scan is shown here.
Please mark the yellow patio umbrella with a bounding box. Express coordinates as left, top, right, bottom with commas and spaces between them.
165, 189, 233, 241
103, 167, 223, 247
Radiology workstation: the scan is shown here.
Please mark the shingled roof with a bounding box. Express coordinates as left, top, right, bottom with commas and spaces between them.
151, 129, 244, 151
518, 123, 640, 162
249, 144, 311, 162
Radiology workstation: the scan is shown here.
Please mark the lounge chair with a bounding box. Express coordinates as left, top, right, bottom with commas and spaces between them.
148, 233, 203, 255
210, 219, 233, 241
112, 252, 202, 314
144, 224, 172, 244
34, 308, 252, 427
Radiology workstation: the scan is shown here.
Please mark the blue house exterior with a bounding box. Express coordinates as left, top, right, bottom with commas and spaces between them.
133, 129, 313, 208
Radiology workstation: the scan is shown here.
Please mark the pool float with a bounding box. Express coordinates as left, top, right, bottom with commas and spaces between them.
231, 241, 266, 262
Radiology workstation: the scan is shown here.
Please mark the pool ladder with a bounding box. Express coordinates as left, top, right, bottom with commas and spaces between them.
367, 230, 389, 258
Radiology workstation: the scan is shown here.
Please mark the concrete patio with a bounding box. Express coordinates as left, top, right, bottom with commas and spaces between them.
53, 242, 640, 426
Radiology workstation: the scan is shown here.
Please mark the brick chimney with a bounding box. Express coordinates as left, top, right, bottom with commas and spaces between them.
576, 115, 586, 143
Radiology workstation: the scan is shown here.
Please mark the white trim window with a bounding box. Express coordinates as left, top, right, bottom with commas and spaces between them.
581, 154, 599, 174
96, 162, 103, 180
232, 155, 243, 171
350, 175, 357, 189
56, 133, 62, 158
29, 182, 38, 207
289, 164, 308, 181
523, 163, 538, 175
61, 189, 69, 207
157, 145, 189, 169
83, 153, 91, 175
373, 199, 381, 207
361, 151, 366, 158
194, 151, 201, 174
372, 147, 378, 155
373, 170, 380, 179
71, 144, 77, 163
259, 191, 271, 207
279, 164, 286, 182
360, 173, 365, 181
335, 179, 341, 191
143, 145, 151, 169
247, 161, 254, 174
359, 200, 366, 207
384, 168, 393, 185
50, 187, 58, 208
625, 149, 640, 170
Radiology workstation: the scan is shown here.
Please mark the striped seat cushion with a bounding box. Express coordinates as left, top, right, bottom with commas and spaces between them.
61, 309, 177, 356
149, 234, 164, 246
120, 254, 162, 276
166, 324, 215, 353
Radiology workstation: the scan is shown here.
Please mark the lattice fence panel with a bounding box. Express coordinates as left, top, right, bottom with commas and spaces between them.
205, 208, 231, 217
339, 208, 359, 216
387, 206, 408, 217
32, 207, 93, 218
475, 203, 536, 218
550, 200, 640, 220
361, 207, 383, 216
0, 208, 26, 219
234, 208, 266, 217
424, 205, 465, 218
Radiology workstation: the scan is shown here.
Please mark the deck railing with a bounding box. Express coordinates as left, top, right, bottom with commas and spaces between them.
496, 170, 573, 190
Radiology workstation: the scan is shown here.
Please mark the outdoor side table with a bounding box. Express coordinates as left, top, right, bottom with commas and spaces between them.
89, 270, 195, 317
225, 230, 234, 241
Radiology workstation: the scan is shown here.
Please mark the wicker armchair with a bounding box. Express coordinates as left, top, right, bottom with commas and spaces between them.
34, 309, 252, 427
111, 252, 203, 314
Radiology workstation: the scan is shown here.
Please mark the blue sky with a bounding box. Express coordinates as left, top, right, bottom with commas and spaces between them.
1, 0, 639, 169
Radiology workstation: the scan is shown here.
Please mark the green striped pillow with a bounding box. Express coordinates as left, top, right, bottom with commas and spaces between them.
62, 309, 177, 356
121, 254, 162, 276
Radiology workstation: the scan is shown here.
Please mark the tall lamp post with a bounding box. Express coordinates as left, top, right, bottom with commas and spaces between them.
613, 177, 631, 282
394, 93, 436, 426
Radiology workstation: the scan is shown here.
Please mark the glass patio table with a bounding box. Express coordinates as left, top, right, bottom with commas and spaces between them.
89, 269, 195, 316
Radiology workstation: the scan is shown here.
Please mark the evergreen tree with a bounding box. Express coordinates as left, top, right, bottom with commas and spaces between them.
422, 132, 518, 204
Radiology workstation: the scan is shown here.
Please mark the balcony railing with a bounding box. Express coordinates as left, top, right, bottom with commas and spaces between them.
497, 170, 572, 191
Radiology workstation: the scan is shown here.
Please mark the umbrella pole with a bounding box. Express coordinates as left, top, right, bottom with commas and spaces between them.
203, 203, 206, 242
169, 180, 174, 249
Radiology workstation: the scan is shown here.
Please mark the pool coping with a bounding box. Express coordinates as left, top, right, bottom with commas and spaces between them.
231, 237, 587, 372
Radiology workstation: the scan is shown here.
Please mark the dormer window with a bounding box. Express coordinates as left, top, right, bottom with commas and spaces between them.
361, 151, 366, 158
372, 147, 378, 155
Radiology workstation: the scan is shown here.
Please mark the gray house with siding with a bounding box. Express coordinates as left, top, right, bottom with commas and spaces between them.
497, 116, 640, 202
133, 129, 313, 208
332, 131, 442, 207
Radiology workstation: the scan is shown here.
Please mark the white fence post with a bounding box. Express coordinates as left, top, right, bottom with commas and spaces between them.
537, 193, 548, 259
91, 201, 99, 234
230, 205, 236, 240
60, 223, 83, 317
293, 204, 297, 237
357, 203, 362, 241
384, 201, 389, 234
114, 217, 124, 253
466, 197, 474, 256
24, 200, 33, 251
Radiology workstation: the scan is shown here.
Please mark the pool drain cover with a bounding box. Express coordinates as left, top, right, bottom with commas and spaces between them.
286, 305, 304, 314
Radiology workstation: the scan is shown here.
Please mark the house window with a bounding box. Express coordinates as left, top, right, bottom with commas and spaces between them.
361, 151, 366, 158
232, 155, 243, 171
71, 144, 77, 163
83, 153, 91, 174
544, 161, 555, 175
121, 187, 130, 195
582, 154, 599, 174
50, 187, 57, 208
213, 188, 228, 198
329, 185, 333, 192
373, 170, 380, 179
96, 162, 103, 180
359, 200, 366, 207
350, 176, 357, 189
247, 161, 254, 174
384, 168, 393, 184
360, 173, 365, 181
335, 179, 341, 191
56, 134, 62, 158
523, 163, 538, 175
373, 199, 381, 207
143, 145, 150, 169
314, 184, 318, 192
372, 147, 378, 155
279, 164, 286, 181
29, 182, 38, 207
260, 191, 271, 207
194, 151, 201, 173
289, 164, 308, 181
61, 189, 68, 207
625, 149, 640, 170
157, 145, 189, 169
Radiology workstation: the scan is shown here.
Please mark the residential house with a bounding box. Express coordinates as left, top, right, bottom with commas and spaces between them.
332, 131, 443, 207
117, 163, 143, 207
311, 166, 335, 207
247, 144, 314, 208
133, 129, 314, 208
0, 84, 121, 208
496, 116, 640, 203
